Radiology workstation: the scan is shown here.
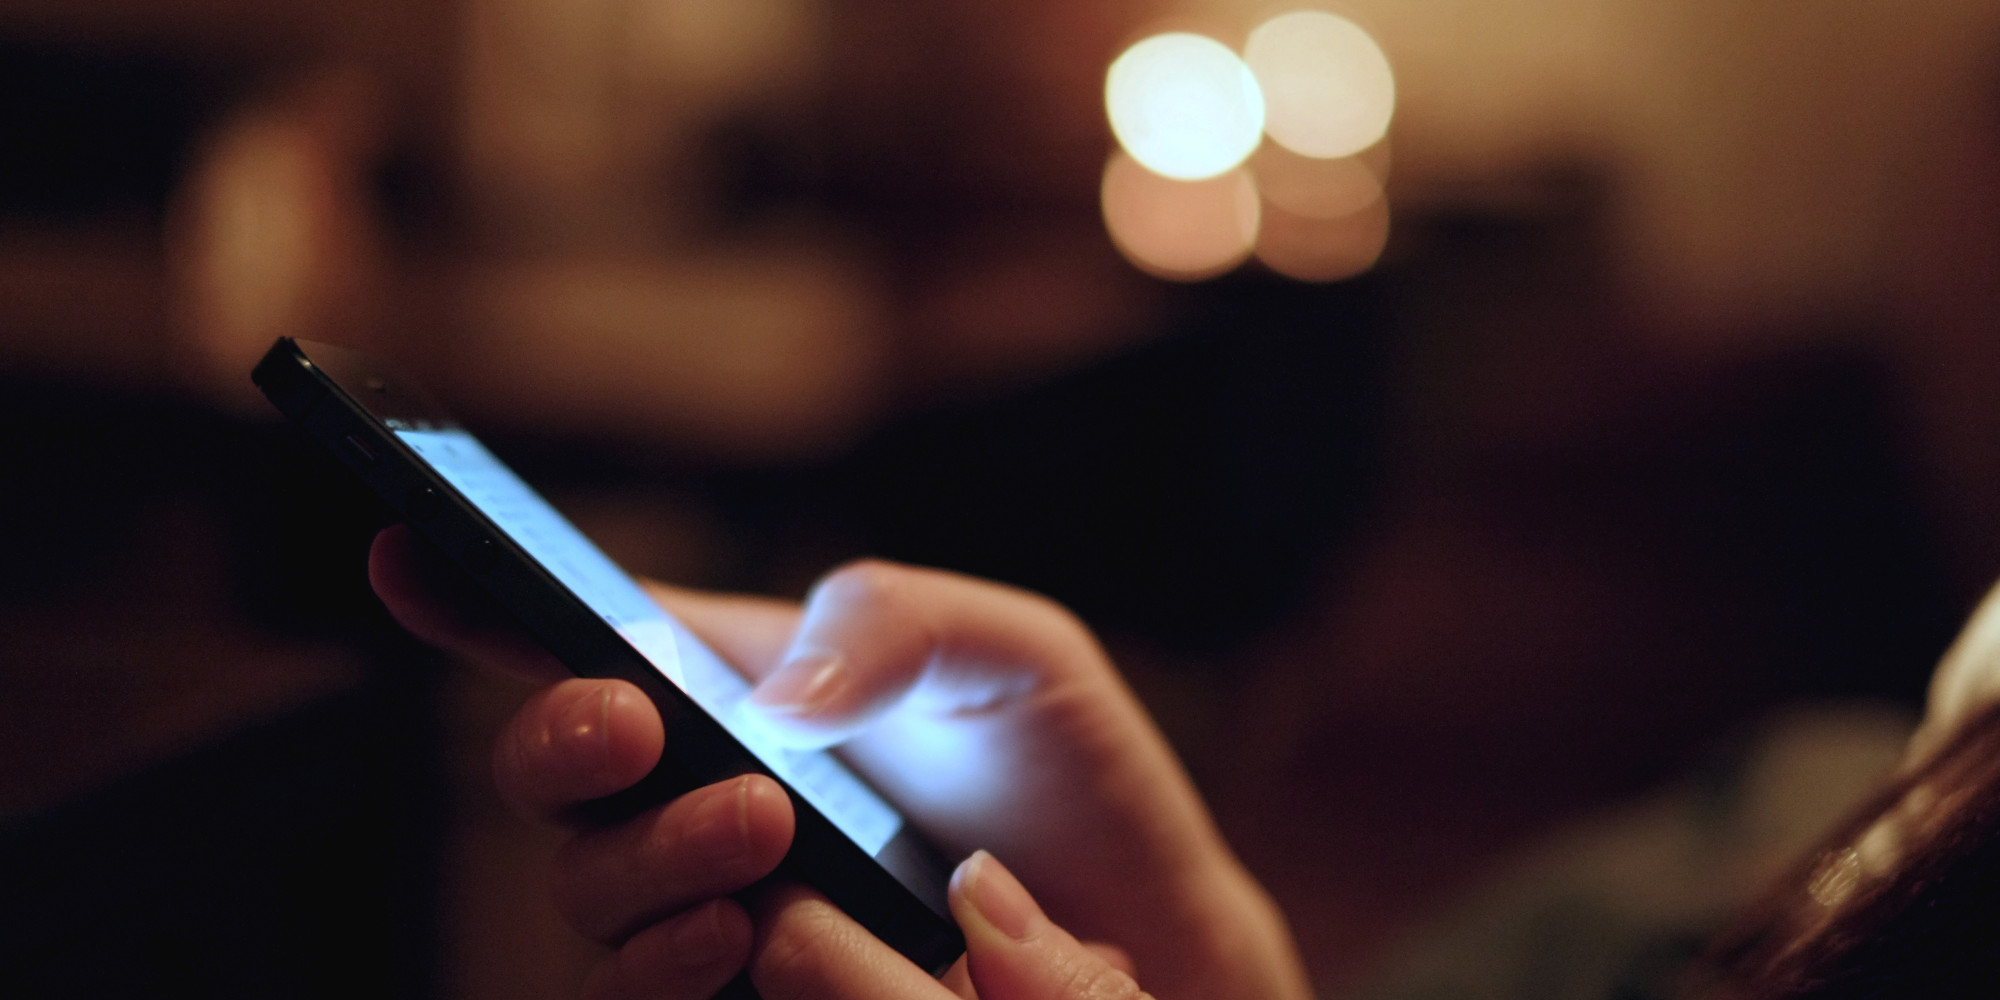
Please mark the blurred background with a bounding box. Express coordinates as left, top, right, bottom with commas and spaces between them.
3, 0, 2000, 996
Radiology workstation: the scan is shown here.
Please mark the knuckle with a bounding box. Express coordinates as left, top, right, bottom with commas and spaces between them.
811, 559, 943, 659
815, 558, 915, 612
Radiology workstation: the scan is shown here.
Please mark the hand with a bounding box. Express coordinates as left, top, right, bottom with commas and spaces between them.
368, 525, 1309, 1000
744, 851, 1153, 1000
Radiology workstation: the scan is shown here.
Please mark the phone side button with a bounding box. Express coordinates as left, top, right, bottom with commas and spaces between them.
462, 537, 499, 574
407, 486, 443, 522
341, 431, 381, 466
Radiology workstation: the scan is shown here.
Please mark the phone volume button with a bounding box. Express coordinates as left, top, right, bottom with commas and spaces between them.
341, 431, 381, 467
462, 537, 499, 574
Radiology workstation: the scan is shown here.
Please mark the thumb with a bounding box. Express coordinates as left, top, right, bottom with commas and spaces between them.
950, 851, 1153, 1000
742, 560, 1093, 750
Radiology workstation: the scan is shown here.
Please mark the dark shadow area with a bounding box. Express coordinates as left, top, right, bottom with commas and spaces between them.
0, 379, 446, 1000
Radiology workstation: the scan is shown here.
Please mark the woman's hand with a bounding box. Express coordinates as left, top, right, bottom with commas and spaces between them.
369, 525, 1309, 1000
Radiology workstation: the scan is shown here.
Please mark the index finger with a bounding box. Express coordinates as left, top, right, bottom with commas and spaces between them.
741, 558, 1108, 749
368, 524, 566, 683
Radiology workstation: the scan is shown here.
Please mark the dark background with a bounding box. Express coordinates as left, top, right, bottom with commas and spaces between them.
3, 3, 1999, 996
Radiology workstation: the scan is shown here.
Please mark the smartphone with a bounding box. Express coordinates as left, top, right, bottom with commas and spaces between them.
254, 337, 964, 975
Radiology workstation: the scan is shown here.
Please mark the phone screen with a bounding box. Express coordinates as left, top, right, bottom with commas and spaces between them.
395, 425, 903, 856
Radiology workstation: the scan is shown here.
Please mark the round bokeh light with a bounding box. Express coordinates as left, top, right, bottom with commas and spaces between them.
1244, 11, 1394, 159
1105, 32, 1265, 181
1253, 142, 1383, 221
1255, 196, 1388, 282
1102, 150, 1260, 280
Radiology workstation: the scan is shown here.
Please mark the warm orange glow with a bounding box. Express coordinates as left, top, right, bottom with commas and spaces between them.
183, 122, 321, 349
624, 0, 816, 99
1254, 196, 1388, 282
1106, 32, 1265, 181
1102, 151, 1260, 281
1252, 141, 1383, 221
1244, 11, 1394, 160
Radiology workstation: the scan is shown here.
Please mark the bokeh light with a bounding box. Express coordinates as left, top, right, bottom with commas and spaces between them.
1105, 32, 1265, 181
1252, 141, 1384, 221
1254, 193, 1388, 282
1244, 11, 1394, 160
1102, 151, 1260, 280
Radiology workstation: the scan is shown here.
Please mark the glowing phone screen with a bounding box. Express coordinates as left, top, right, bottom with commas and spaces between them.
396, 427, 902, 855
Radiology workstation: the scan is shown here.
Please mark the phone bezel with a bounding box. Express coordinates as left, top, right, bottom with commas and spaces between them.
254, 337, 965, 975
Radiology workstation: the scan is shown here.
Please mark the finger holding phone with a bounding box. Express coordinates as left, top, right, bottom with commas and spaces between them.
370, 531, 1311, 1000
257, 337, 1305, 1000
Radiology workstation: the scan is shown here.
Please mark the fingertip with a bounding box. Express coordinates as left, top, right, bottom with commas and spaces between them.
733, 679, 867, 753
737, 560, 941, 746
368, 524, 472, 637
496, 678, 664, 820
673, 775, 795, 879
951, 852, 1150, 1000
747, 651, 850, 718
368, 526, 568, 683
366, 525, 428, 628
604, 679, 667, 772
552, 775, 791, 944
737, 774, 797, 867
949, 850, 1043, 943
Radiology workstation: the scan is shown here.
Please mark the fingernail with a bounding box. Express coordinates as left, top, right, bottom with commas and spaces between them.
668, 902, 731, 969
749, 652, 849, 718
686, 777, 753, 868
954, 851, 1041, 941
556, 686, 612, 773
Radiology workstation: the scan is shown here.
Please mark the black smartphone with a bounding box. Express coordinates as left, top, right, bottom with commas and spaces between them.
254, 336, 964, 975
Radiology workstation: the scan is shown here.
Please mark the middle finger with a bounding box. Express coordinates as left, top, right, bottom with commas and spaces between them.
554, 774, 795, 943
